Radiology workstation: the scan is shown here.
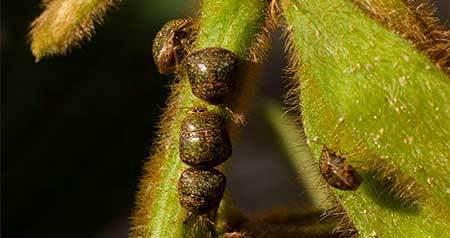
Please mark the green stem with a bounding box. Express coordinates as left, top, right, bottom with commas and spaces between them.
29, 0, 116, 61
195, 0, 270, 60
281, 0, 450, 237
263, 102, 335, 210
131, 1, 270, 237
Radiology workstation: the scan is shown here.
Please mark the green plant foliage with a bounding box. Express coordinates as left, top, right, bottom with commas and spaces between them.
281, 0, 450, 237
29, 0, 450, 236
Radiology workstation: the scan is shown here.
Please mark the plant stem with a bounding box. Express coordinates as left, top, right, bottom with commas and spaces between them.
29, 0, 116, 61
195, 0, 269, 60
131, 1, 271, 237
281, 0, 450, 237
263, 102, 335, 210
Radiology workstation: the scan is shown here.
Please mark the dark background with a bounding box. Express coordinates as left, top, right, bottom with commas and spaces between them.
1, 1, 448, 238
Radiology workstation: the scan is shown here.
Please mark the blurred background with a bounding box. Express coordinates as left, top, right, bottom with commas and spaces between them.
1, 1, 448, 238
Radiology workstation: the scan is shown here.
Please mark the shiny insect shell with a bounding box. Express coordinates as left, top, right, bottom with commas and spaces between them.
152, 18, 195, 74
179, 108, 232, 168
177, 167, 226, 214
182, 47, 238, 104
319, 147, 362, 191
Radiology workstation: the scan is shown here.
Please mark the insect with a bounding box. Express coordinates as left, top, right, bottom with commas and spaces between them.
179, 107, 232, 168
177, 167, 226, 214
319, 147, 362, 191
152, 18, 196, 74
182, 47, 238, 104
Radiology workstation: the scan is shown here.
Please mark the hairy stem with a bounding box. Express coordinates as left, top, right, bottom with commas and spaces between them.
281, 0, 450, 237
131, 1, 271, 237
29, 0, 117, 61
263, 102, 335, 210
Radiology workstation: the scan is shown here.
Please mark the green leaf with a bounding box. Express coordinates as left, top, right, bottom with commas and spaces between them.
281, 0, 450, 237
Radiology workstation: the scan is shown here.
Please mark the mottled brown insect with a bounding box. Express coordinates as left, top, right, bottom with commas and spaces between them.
319, 147, 362, 191
182, 47, 238, 104
179, 108, 231, 168
152, 18, 195, 74
177, 167, 226, 214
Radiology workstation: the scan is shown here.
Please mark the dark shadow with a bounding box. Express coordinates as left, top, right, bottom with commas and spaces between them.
1, 1, 194, 238
360, 167, 423, 214
225, 30, 313, 214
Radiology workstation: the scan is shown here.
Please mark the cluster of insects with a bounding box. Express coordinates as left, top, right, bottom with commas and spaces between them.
153, 17, 361, 217
153, 18, 238, 214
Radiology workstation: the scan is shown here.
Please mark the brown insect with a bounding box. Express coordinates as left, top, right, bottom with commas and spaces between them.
152, 18, 196, 74
179, 107, 232, 168
182, 47, 238, 104
319, 147, 362, 191
177, 167, 226, 214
